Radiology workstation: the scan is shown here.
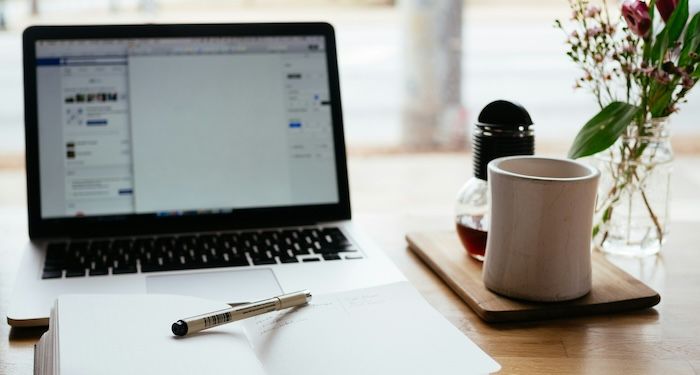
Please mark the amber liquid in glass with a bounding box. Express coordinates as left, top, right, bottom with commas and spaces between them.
456, 222, 487, 261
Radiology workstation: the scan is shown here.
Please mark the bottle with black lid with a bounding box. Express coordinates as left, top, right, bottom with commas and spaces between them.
455, 100, 534, 261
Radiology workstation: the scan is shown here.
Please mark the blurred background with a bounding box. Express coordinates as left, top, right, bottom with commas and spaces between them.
0, 0, 699, 168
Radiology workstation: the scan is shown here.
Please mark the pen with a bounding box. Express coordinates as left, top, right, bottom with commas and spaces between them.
171, 290, 312, 337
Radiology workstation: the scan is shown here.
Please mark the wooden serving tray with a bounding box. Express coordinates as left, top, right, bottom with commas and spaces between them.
406, 231, 661, 323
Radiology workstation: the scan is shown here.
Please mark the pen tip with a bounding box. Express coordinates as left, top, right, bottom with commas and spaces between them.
172, 320, 188, 336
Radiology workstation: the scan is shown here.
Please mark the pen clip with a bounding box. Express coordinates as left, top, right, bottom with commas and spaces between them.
227, 302, 251, 308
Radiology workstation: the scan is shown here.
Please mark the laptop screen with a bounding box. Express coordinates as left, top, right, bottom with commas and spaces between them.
34, 36, 339, 219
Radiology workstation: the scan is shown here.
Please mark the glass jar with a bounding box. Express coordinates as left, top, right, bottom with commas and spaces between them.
455, 177, 489, 260
593, 117, 673, 257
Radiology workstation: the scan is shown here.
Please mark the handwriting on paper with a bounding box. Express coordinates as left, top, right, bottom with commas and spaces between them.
340, 293, 385, 310
253, 302, 333, 335
250, 292, 390, 337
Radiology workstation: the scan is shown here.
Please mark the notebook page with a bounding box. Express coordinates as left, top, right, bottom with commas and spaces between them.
57, 294, 265, 375
242, 282, 500, 375
34, 332, 47, 375
49, 301, 58, 375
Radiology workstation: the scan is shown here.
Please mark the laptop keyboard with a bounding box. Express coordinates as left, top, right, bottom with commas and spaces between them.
41, 227, 363, 279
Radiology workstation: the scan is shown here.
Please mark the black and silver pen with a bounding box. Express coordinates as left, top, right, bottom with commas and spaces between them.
171, 290, 312, 337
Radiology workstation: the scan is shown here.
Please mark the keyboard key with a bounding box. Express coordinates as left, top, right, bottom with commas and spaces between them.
113, 239, 132, 248
140, 259, 161, 273
322, 254, 341, 261
279, 257, 299, 263
112, 265, 138, 274
302, 257, 321, 262
253, 258, 277, 266
41, 270, 63, 279
91, 240, 110, 252
226, 257, 250, 267
68, 241, 88, 255
42, 262, 64, 271
65, 268, 86, 277
314, 247, 357, 254
89, 268, 108, 276
45, 242, 67, 262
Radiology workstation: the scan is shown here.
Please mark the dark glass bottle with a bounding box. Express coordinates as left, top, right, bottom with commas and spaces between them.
456, 100, 535, 261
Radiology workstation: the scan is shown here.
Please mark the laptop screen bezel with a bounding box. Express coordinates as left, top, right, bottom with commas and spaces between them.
23, 23, 351, 239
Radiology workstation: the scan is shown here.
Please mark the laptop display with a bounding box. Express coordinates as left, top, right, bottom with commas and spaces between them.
10, 25, 411, 333
34, 35, 339, 219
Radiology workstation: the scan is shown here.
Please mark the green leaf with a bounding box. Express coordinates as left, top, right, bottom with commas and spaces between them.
666, 0, 689, 41
644, 0, 657, 62
568, 102, 640, 159
653, 32, 670, 63
679, 12, 700, 66
650, 84, 676, 116
651, 0, 689, 63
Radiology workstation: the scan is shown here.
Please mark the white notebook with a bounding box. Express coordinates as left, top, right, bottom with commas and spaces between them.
34, 282, 500, 375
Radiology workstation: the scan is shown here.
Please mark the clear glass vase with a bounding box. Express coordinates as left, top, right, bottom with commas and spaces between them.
593, 117, 673, 257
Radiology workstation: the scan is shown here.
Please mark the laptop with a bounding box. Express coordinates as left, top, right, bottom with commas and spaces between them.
8, 23, 404, 327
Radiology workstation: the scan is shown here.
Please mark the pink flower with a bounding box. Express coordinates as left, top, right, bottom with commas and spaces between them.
654, 70, 671, 84
586, 26, 603, 37
585, 5, 602, 17
622, 1, 651, 37
656, 0, 678, 22
681, 75, 694, 89
680, 69, 695, 89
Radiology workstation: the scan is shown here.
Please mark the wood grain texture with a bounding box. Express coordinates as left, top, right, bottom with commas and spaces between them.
4, 155, 700, 374
407, 231, 661, 322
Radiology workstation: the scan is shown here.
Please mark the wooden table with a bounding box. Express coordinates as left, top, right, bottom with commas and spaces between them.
2, 153, 700, 374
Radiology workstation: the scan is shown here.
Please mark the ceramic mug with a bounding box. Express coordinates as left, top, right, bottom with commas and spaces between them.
482, 156, 600, 302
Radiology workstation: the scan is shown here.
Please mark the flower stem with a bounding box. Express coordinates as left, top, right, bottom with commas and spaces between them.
634, 170, 665, 242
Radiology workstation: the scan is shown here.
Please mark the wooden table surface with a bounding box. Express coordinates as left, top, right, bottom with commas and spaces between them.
2, 153, 700, 374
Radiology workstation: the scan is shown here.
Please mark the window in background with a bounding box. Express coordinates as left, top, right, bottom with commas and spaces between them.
0, 0, 699, 160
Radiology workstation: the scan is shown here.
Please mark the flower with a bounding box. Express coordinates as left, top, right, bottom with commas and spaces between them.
622, 1, 652, 37
585, 5, 602, 18
656, 0, 679, 22
654, 69, 671, 84
604, 23, 616, 34
586, 25, 604, 37
681, 75, 694, 89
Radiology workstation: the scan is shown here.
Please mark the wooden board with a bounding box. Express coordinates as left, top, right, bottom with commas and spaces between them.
407, 231, 661, 323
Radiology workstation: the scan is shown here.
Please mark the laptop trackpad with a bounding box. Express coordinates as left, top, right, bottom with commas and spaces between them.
145, 269, 283, 304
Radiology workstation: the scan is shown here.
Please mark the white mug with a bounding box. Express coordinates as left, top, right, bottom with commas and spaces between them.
482, 156, 600, 302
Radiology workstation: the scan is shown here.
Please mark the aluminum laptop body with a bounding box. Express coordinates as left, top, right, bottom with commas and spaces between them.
8, 23, 404, 326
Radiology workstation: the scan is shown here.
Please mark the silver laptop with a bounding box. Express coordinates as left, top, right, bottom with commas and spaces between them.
8, 23, 404, 327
